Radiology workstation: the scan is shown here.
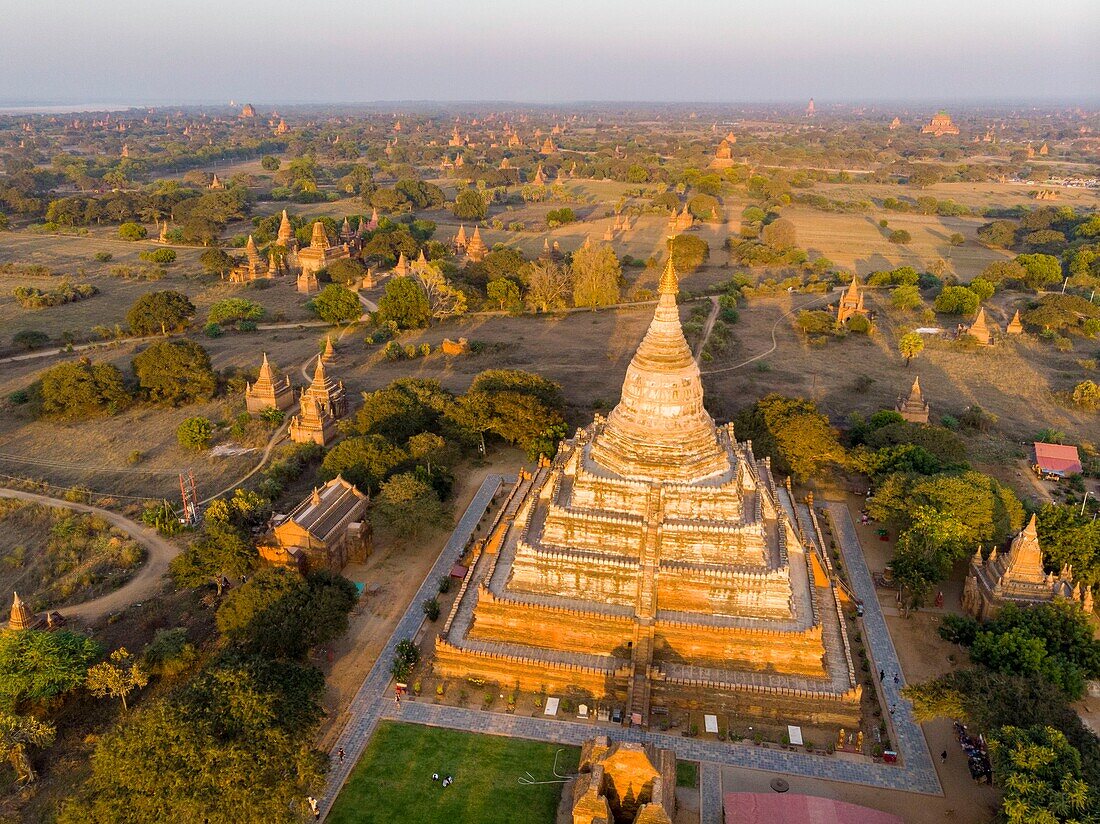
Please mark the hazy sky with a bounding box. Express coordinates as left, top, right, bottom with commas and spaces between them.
2, 0, 1096, 105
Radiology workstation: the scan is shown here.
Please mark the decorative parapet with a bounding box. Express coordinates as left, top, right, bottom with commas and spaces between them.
655, 616, 823, 642
440, 542, 483, 637
436, 636, 619, 677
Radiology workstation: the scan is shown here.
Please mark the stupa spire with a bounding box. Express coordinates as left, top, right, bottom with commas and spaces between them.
590, 256, 729, 482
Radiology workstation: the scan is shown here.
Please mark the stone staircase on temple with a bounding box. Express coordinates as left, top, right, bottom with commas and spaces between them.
635, 484, 663, 619
625, 622, 654, 726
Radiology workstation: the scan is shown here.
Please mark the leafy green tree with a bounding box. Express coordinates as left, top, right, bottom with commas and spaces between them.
888, 229, 912, 244
546, 207, 576, 226
260, 155, 280, 171
126, 290, 195, 336
733, 394, 845, 481
199, 247, 234, 276
310, 284, 361, 324
1037, 505, 1100, 587
453, 188, 488, 220
899, 331, 925, 365
908, 167, 942, 188
990, 726, 1093, 824
12, 330, 50, 351
761, 217, 797, 249
349, 379, 454, 441
176, 416, 214, 451
394, 179, 444, 210
977, 220, 1017, 248
60, 654, 326, 824
86, 647, 149, 711
571, 243, 622, 308
0, 629, 102, 712
669, 235, 709, 272
170, 521, 257, 588
320, 435, 407, 494
0, 711, 55, 785
486, 277, 522, 312
377, 276, 432, 328
207, 298, 264, 325
980, 259, 1026, 285
1015, 253, 1063, 290
374, 473, 450, 539
38, 359, 131, 418
117, 222, 146, 241
132, 339, 216, 405
934, 285, 980, 315
891, 285, 923, 310
324, 257, 368, 286
391, 639, 419, 682
1072, 380, 1100, 411
215, 568, 357, 659
451, 370, 566, 457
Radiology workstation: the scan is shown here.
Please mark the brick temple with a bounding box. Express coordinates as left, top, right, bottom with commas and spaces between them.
434, 258, 861, 726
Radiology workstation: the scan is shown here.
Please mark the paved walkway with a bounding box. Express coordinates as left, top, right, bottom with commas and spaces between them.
0, 488, 180, 622
824, 501, 941, 794
318, 474, 507, 818
699, 760, 723, 824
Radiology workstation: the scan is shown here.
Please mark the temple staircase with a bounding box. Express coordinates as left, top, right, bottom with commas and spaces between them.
625, 622, 654, 726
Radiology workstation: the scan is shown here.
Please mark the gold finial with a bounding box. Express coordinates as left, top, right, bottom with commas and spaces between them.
658, 254, 679, 296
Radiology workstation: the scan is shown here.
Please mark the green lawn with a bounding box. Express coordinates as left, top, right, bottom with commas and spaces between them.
327, 722, 580, 824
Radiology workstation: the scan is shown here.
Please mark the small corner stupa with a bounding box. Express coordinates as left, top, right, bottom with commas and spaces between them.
7, 592, 42, 631
1006, 309, 1024, 335
895, 376, 930, 423
836, 276, 868, 325
965, 307, 994, 345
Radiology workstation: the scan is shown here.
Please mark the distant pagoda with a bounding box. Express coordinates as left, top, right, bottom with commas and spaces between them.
895, 376, 930, 423
245, 353, 295, 414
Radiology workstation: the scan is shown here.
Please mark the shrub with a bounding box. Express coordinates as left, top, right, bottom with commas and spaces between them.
94, 251, 113, 263
848, 315, 872, 334
208, 298, 265, 325
203, 322, 223, 338
1072, 380, 1100, 411
118, 222, 147, 241
422, 598, 441, 621
888, 229, 912, 244
177, 416, 215, 451
13, 330, 49, 350
139, 248, 176, 264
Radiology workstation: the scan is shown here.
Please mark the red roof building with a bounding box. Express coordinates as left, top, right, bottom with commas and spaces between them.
1034, 442, 1082, 477
724, 793, 903, 824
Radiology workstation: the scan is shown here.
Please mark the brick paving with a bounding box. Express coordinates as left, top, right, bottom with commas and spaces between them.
316, 482, 941, 820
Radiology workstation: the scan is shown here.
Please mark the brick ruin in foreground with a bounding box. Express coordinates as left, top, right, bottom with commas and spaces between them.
434, 259, 861, 726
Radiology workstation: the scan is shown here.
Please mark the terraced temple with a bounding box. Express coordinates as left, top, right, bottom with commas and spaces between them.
435, 259, 861, 726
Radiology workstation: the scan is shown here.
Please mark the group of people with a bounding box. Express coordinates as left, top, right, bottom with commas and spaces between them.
952, 720, 992, 783
432, 772, 456, 788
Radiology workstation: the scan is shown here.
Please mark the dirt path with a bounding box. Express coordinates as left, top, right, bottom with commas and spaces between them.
693, 296, 719, 362
701, 291, 834, 375
0, 487, 180, 622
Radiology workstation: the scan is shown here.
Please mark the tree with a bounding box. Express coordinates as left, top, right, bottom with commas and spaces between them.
969, 277, 996, 302
453, 188, 488, 220
177, 416, 214, 451
0, 711, 55, 785
349, 378, 453, 441
199, 247, 234, 276
374, 473, 450, 539
391, 639, 419, 682
890, 285, 923, 310
86, 647, 149, 711
1071, 380, 1100, 411
310, 284, 361, 324
260, 155, 280, 171
126, 290, 196, 335
934, 285, 980, 315
524, 260, 572, 312
888, 229, 912, 244
899, 332, 925, 366
990, 726, 1092, 824
320, 434, 407, 494
977, 220, 1017, 248
207, 298, 265, 325
1037, 505, 1100, 587
413, 262, 467, 320
981, 260, 1027, 285
325, 257, 368, 286
377, 276, 432, 328
546, 207, 576, 226
1014, 253, 1063, 290
486, 277, 522, 312
12, 330, 49, 351
733, 395, 845, 482
949, 232, 966, 246
0, 629, 102, 712
571, 243, 621, 308
60, 654, 327, 824
170, 521, 257, 589
669, 235, 709, 272
38, 359, 131, 418
132, 339, 216, 405
117, 222, 146, 241
407, 432, 449, 474
762, 217, 797, 249
908, 167, 942, 188
215, 568, 358, 659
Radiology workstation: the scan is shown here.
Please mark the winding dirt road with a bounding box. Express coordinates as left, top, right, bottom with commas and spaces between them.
0, 488, 181, 623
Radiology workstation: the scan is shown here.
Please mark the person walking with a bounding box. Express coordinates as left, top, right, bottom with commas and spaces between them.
338, 746, 345, 764
941, 750, 948, 763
